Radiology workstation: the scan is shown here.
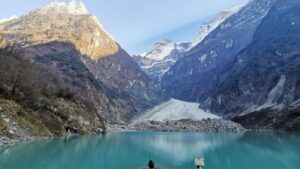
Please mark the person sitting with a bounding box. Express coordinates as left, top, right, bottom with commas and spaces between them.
148, 160, 156, 169
196, 165, 203, 169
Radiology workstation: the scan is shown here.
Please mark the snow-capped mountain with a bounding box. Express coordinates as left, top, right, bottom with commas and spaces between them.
35, 1, 88, 15
162, 0, 276, 101
133, 39, 191, 79
191, 4, 245, 48
140, 39, 179, 61
161, 0, 300, 131
134, 4, 244, 80
0, 0, 164, 123
203, 0, 300, 130
0, 0, 118, 60
133, 99, 219, 123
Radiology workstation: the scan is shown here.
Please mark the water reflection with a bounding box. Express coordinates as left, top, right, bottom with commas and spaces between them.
0, 132, 299, 169
204, 132, 300, 169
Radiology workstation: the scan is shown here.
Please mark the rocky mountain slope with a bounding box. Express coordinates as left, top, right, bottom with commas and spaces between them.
160, 0, 300, 131
0, 1, 164, 140
0, 1, 118, 60
134, 5, 244, 81
162, 0, 277, 101
0, 47, 105, 139
190, 5, 244, 48
202, 0, 300, 130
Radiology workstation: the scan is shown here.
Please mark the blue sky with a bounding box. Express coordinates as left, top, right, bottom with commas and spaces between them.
0, 0, 248, 54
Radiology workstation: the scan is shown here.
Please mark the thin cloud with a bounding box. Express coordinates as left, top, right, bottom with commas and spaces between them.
0, 0, 248, 54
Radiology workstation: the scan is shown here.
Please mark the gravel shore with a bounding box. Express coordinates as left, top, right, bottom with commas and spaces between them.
132, 119, 246, 132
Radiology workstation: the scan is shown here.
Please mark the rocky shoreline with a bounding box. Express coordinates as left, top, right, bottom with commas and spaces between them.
0, 119, 245, 147
132, 119, 246, 132
0, 135, 40, 147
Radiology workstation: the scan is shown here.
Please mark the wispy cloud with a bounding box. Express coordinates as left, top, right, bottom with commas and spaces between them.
0, 0, 248, 54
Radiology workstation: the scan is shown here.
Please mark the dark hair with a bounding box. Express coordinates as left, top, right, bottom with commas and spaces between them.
148, 160, 155, 168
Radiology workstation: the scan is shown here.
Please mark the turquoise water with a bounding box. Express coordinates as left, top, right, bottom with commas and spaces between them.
0, 132, 300, 169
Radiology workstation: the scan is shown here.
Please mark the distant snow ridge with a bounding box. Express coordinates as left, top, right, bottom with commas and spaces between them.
141, 39, 180, 61
133, 39, 191, 79
140, 39, 191, 63
191, 4, 245, 48
133, 99, 219, 123
37, 0, 88, 15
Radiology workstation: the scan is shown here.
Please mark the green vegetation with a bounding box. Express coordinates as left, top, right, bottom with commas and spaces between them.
0, 47, 105, 137
0, 119, 8, 134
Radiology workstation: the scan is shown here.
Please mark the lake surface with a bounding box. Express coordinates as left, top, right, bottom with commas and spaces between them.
1, 132, 300, 169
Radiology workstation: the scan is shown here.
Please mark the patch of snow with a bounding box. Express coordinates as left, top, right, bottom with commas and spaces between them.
217, 95, 222, 105
135, 41, 190, 78
141, 39, 176, 61
240, 104, 273, 116
255, 102, 276, 111
0, 15, 18, 24
220, 23, 232, 29
291, 99, 300, 107
37, 0, 88, 15
68, 0, 88, 14
240, 75, 287, 116
190, 4, 245, 48
266, 75, 286, 104
210, 50, 218, 59
226, 39, 234, 48
224, 3, 246, 13
141, 58, 176, 70
140, 52, 147, 57
199, 54, 207, 63
158, 67, 171, 75
133, 99, 219, 123
176, 42, 192, 52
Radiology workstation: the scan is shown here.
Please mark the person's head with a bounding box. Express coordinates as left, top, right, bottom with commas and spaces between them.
148, 160, 155, 169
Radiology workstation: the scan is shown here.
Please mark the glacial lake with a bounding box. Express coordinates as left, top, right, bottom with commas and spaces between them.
0, 132, 300, 169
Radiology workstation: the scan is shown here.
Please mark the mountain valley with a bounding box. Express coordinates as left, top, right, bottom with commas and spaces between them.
1, 0, 300, 145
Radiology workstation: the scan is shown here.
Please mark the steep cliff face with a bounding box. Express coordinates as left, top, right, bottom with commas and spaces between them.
191, 5, 244, 48
0, 1, 164, 124
153, 0, 300, 131
202, 0, 300, 130
162, 0, 277, 101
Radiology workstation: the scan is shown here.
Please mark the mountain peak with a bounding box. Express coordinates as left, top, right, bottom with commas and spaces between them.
141, 39, 175, 60
191, 4, 245, 48
37, 0, 88, 15
0, 0, 119, 60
